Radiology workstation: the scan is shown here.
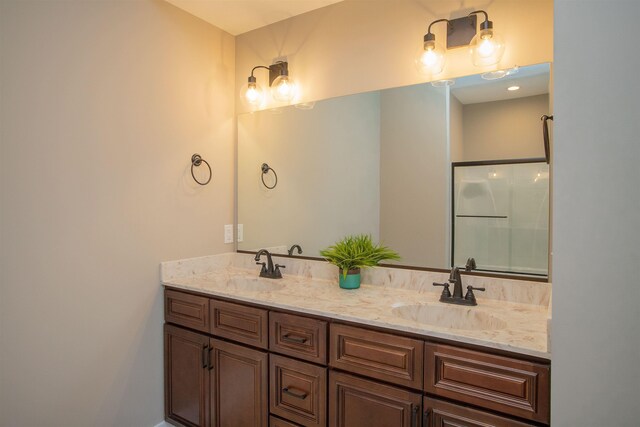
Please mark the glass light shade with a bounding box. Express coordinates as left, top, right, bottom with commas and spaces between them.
271, 75, 296, 103
415, 40, 445, 75
241, 81, 264, 107
469, 28, 505, 67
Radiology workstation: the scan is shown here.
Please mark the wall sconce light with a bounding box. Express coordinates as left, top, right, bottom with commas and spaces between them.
241, 61, 296, 107
468, 10, 505, 67
415, 18, 448, 75
417, 10, 505, 76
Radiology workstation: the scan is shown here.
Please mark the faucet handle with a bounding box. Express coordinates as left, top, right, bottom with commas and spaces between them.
464, 285, 485, 304
256, 261, 267, 274
433, 282, 452, 298
273, 264, 285, 279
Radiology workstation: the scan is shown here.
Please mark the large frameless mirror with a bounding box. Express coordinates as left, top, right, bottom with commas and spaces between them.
237, 63, 551, 278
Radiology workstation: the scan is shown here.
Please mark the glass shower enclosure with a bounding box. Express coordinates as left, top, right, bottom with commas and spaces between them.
452, 159, 549, 276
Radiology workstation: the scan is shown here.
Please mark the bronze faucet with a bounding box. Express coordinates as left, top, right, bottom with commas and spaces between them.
433, 258, 485, 306
254, 249, 285, 279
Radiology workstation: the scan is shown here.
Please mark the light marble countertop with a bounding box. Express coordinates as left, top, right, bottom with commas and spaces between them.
161, 253, 551, 360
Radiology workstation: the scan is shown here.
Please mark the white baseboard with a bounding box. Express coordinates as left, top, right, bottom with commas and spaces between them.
153, 421, 172, 427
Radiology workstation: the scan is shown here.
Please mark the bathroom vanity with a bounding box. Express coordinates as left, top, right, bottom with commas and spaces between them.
162, 253, 550, 427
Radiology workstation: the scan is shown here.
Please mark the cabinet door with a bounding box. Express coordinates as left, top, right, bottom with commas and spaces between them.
210, 338, 268, 427
423, 397, 534, 427
165, 324, 210, 427
329, 371, 421, 427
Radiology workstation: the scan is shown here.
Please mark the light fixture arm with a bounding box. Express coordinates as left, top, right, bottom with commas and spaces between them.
427, 18, 450, 35
425, 18, 450, 43
469, 10, 492, 30
248, 61, 289, 86
250, 65, 271, 78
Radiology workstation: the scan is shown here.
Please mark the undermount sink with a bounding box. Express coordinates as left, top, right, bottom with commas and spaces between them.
391, 303, 507, 331
225, 276, 285, 292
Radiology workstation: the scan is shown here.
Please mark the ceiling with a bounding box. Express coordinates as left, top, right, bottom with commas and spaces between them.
165, 0, 345, 35
451, 63, 551, 105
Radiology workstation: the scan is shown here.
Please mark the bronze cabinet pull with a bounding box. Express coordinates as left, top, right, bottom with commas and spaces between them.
282, 333, 308, 344
202, 344, 208, 369
282, 387, 308, 400
423, 408, 431, 426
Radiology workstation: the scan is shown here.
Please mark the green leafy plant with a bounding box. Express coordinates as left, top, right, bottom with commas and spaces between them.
320, 234, 401, 278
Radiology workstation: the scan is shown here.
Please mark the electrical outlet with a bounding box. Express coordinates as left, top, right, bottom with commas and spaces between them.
224, 224, 233, 244
237, 224, 244, 242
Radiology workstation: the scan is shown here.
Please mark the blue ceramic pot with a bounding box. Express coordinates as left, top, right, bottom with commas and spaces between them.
338, 268, 361, 289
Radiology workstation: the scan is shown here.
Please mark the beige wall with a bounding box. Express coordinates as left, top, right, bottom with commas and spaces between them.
460, 94, 550, 161
379, 84, 448, 267
237, 92, 381, 256
552, 1, 640, 424
449, 94, 464, 163
235, 0, 553, 113
0, 1, 234, 426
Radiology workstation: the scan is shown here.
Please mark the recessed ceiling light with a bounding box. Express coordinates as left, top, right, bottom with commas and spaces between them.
507, 85, 520, 91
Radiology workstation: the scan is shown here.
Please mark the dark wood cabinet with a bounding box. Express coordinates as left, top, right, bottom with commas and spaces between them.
329, 371, 422, 427
165, 324, 210, 427
210, 300, 269, 349
425, 343, 550, 423
164, 326, 268, 427
210, 339, 268, 427
270, 354, 327, 427
423, 397, 534, 426
270, 312, 327, 365
164, 287, 550, 427
270, 415, 303, 427
330, 323, 423, 390
165, 289, 210, 333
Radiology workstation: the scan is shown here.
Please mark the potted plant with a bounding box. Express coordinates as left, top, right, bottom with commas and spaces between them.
320, 234, 400, 289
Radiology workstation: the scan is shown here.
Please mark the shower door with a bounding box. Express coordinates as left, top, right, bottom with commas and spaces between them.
452, 159, 549, 276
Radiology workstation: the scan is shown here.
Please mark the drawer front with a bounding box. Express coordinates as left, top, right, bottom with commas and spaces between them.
270, 415, 302, 427
270, 354, 327, 427
270, 312, 327, 364
210, 300, 268, 349
424, 397, 534, 427
165, 289, 209, 333
330, 324, 423, 389
425, 343, 550, 424
329, 371, 422, 427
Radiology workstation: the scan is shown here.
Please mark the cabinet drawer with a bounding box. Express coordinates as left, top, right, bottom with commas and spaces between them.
330, 324, 423, 389
165, 289, 210, 333
270, 415, 302, 427
210, 300, 268, 349
425, 343, 550, 424
329, 371, 422, 427
270, 354, 327, 427
270, 312, 327, 364
424, 397, 534, 426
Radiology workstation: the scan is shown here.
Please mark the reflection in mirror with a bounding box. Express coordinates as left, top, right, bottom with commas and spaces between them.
453, 160, 549, 276
237, 63, 551, 278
